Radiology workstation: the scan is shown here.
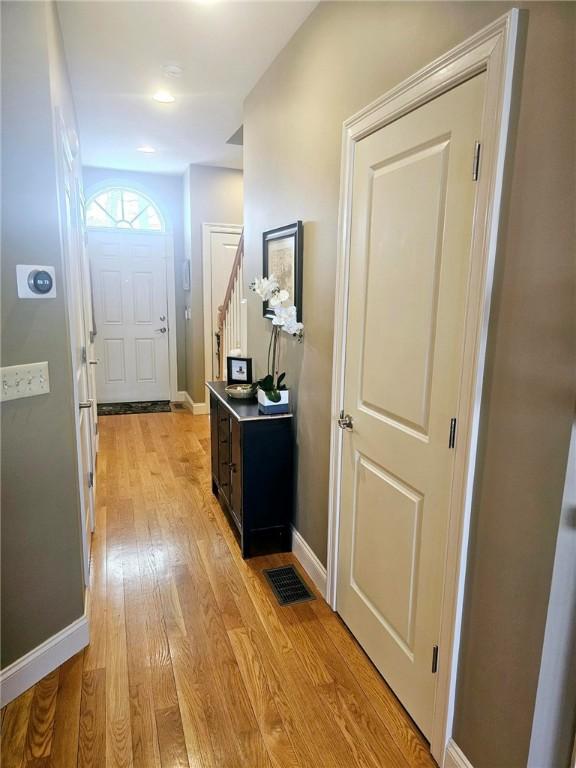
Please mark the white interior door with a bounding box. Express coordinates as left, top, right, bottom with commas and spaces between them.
89, 231, 171, 403
204, 225, 241, 381
59, 124, 94, 583
78, 187, 99, 457
336, 73, 487, 738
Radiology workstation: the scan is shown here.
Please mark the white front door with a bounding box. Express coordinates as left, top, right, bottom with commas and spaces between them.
336, 73, 486, 737
89, 231, 171, 403
203, 226, 242, 380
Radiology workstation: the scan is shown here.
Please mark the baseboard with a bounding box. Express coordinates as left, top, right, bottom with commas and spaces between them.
174, 390, 187, 403
0, 612, 89, 708
180, 391, 195, 411
291, 527, 327, 598
444, 739, 475, 768
179, 391, 208, 415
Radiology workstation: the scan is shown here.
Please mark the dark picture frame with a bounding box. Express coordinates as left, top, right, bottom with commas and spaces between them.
226, 356, 253, 385
262, 221, 303, 322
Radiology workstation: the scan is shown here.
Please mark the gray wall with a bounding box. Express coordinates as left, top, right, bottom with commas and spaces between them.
183, 164, 243, 403
1, 1, 85, 668
242, 2, 575, 765
528, 413, 576, 768
83, 166, 187, 391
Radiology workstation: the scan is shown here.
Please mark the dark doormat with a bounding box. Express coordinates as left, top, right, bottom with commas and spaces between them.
97, 401, 172, 416
263, 565, 315, 606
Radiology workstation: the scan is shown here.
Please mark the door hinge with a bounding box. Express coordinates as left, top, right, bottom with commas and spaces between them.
449, 418, 457, 449
81, 345, 87, 364
472, 141, 481, 181
88, 470, 94, 488
95, 422, 99, 435
432, 645, 439, 674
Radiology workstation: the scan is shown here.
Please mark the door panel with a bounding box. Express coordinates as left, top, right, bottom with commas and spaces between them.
133, 272, 153, 323
337, 73, 486, 737
89, 231, 171, 402
135, 338, 156, 382
104, 339, 126, 382
351, 454, 423, 655
361, 142, 449, 435
102, 270, 123, 323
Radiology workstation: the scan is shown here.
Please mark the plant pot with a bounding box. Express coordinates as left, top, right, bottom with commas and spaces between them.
258, 388, 290, 415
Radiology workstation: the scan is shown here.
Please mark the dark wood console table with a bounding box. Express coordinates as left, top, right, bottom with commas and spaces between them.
207, 381, 294, 558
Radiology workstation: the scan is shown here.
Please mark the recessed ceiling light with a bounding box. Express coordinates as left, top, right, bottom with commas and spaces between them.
162, 64, 183, 79
153, 90, 175, 104
137, 145, 156, 153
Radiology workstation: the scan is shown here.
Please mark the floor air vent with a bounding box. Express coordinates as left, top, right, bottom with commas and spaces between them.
263, 565, 315, 606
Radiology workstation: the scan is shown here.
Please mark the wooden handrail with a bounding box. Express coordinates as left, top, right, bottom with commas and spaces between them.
217, 232, 244, 335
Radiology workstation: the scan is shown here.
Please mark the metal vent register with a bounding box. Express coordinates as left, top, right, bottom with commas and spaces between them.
263, 565, 315, 606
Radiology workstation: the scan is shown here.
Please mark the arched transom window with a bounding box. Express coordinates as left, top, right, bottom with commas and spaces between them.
86, 187, 164, 231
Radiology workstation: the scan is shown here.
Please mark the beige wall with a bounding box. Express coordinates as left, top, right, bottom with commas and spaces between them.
1, 1, 85, 668
243, 2, 575, 765
183, 164, 243, 403
83, 167, 187, 391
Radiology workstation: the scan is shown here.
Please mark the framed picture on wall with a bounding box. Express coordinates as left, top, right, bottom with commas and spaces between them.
227, 356, 253, 385
262, 221, 303, 321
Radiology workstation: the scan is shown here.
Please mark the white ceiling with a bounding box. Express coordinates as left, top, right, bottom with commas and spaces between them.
57, 1, 317, 174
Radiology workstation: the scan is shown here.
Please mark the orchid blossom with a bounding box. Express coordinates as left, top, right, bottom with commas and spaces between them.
250, 273, 304, 399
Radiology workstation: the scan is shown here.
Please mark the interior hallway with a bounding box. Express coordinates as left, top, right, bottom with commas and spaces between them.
1, 409, 436, 767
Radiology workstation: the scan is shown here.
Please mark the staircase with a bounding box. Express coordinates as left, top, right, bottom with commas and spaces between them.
216, 233, 247, 378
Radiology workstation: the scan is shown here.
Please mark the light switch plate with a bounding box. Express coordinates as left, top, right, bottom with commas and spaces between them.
1, 362, 50, 401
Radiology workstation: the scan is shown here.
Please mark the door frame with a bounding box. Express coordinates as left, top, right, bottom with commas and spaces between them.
326, 10, 520, 765
202, 222, 243, 386
87, 227, 178, 403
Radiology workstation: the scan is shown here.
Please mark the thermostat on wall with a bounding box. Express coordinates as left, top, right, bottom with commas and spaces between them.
16, 265, 57, 299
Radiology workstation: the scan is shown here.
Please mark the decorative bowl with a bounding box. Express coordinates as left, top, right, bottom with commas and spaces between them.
225, 383, 257, 400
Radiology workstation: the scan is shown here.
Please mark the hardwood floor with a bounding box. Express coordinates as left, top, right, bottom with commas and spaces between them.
1, 410, 437, 767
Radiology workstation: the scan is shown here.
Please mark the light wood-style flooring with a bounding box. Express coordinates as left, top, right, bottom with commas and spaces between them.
1, 410, 437, 767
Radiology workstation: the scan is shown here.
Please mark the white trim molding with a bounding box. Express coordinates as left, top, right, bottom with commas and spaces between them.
201, 223, 243, 404
291, 527, 327, 598
445, 740, 475, 768
192, 401, 209, 416
165, 234, 179, 403
0, 612, 89, 708
179, 390, 209, 416
326, 10, 520, 765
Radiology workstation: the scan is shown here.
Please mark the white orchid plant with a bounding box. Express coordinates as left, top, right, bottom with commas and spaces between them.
249, 274, 303, 402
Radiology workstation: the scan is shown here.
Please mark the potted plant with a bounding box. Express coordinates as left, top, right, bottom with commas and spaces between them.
250, 276, 303, 414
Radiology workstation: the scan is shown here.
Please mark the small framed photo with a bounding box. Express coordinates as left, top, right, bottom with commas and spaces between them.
227, 356, 253, 385
262, 221, 303, 322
